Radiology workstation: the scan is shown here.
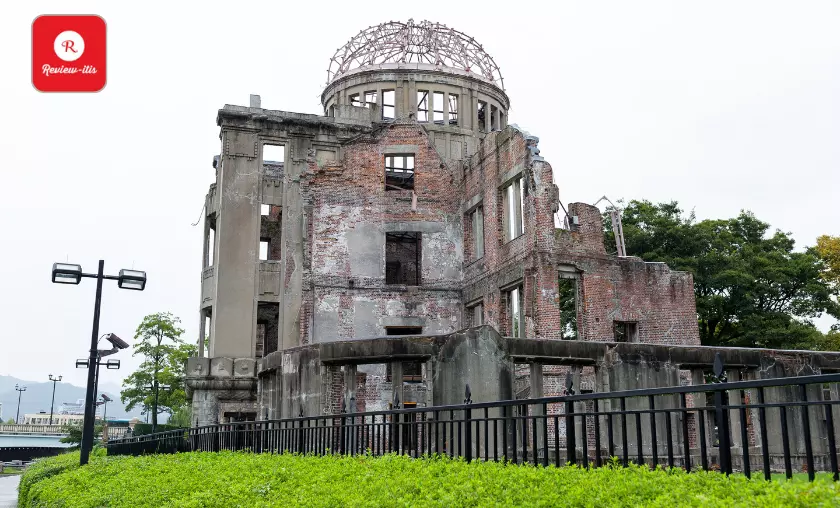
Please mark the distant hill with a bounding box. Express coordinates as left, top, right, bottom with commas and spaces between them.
0, 375, 139, 422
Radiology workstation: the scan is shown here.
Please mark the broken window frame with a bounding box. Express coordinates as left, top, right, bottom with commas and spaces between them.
382, 90, 395, 120
385, 360, 423, 383
385, 154, 415, 191
417, 90, 429, 122
255, 322, 266, 359
471, 206, 484, 260
613, 321, 638, 343
448, 94, 459, 125
490, 105, 498, 131
349, 93, 362, 107
433, 92, 445, 124
502, 176, 525, 242
385, 232, 421, 285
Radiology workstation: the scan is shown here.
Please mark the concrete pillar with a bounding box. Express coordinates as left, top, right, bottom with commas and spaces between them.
344, 365, 358, 412
279, 137, 309, 350
530, 363, 545, 456
725, 368, 743, 450
690, 369, 712, 454
442, 91, 449, 125
198, 310, 206, 358
210, 129, 260, 358
391, 362, 404, 407
493, 106, 501, 131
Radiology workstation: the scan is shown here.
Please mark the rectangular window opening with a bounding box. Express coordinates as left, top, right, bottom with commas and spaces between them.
349, 93, 361, 107
471, 207, 484, 260
260, 204, 270, 216
263, 144, 285, 164
385, 326, 423, 336
203, 312, 212, 354
448, 94, 459, 125
417, 91, 429, 122
259, 239, 269, 261
385, 232, 421, 285
505, 285, 524, 337
385, 154, 415, 191
207, 218, 216, 267
502, 177, 525, 241
468, 302, 484, 327
386, 360, 423, 383
382, 90, 395, 120
433, 92, 445, 124
364, 91, 377, 107
558, 274, 579, 340
613, 321, 638, 343
255, 322, 265, 359
477, 101, 487, 132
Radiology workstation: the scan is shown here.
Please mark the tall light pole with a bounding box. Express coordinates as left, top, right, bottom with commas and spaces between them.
14, 384, 26, 424
48, 374, 62, 426
52, 260, 146, 466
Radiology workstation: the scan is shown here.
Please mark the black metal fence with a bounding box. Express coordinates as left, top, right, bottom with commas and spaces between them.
108, 366, 840, 482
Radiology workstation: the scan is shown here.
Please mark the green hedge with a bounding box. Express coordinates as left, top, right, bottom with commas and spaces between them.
20, 451, 840, 507
130, 423, 184, 436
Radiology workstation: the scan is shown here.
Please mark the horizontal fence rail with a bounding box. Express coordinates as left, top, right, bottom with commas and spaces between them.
108, 370, 840, 482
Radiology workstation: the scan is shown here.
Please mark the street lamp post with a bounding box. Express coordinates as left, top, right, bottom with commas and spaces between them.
14, 384, 26, 424
48, 374, 62, 426
52, 260, 146, 466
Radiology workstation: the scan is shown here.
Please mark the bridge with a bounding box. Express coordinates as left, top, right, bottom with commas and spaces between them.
0, 425, 73, 462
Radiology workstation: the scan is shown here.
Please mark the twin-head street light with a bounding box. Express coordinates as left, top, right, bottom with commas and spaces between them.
48, 374, 62, 426
52, 260, 146, 466
14, 384, 26, 424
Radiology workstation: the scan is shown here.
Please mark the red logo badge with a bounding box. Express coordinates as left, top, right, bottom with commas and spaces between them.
32, 15, 106, 93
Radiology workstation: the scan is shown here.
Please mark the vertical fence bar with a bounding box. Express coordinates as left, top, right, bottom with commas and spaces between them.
566, 398, 576, 466
714, 389, 732, 475
799, 385, 815, 482
738, 391, 750, 479
532, 405, 539, 466
542, 403, 549, 467
554, 414, 560, 467
680, 393, 690, 471
780, 405, 792, 479
824, 399, 839, 482
505, 405, 511, 463
635, 410, 643, 466
665, 407, 674, 469
593, 399, 602, 468
521, 405, 528, 465
648, 395, 658, 468
464, 385, 473, 463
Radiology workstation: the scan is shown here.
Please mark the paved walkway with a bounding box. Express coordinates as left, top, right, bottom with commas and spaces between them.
0, 475, 19, 507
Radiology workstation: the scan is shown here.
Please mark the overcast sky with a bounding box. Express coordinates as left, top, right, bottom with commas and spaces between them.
1, 1, 838, 391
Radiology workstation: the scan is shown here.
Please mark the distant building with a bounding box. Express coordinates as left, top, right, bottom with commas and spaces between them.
23, 413, 85, 426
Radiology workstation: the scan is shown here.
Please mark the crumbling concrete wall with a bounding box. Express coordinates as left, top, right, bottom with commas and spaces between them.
307, 120, 463, 342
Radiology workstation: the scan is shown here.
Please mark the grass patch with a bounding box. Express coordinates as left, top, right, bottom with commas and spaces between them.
0, 466, 23, 475
20, 451, 840, 507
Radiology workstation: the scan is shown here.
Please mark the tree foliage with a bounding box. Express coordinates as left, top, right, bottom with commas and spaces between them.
120, 312, 195, 428
59, 422, 102, 445
815, 235, 840, 292
604, 200, 840, 349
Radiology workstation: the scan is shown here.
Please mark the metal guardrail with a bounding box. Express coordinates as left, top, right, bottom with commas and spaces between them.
108, 366, 840, 483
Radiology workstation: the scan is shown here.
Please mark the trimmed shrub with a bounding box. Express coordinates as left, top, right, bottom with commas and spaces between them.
20, 452, 840, 507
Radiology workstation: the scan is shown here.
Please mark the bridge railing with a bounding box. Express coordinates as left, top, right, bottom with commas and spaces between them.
0, 425, 67, 435
107, 369, 840, 483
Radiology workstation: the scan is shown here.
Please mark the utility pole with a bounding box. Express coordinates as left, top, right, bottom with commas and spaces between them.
14, 384, 26, 424
48, 374, 62, 426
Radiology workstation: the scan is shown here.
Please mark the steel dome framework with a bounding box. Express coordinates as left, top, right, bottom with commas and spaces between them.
327, 19, 504, 90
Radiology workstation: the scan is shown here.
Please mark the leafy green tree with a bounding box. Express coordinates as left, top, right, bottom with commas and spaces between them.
120, 312, 195, 431
604, 200, 840, 349
816, 235, 840, 291
59, 422, 102, 446
168, 404, 192, 428
4, 418, 15, 424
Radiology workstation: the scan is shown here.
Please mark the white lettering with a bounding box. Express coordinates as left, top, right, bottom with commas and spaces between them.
40, 64, 98, 76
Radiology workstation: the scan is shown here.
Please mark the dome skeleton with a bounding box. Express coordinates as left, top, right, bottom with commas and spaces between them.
327, 19, 504, 89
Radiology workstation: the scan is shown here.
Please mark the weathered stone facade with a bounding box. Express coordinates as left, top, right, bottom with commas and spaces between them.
185, 20, 701, 427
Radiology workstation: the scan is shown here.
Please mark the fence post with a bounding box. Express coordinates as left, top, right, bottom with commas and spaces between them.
712, 353, 732, 475
340, 400, 347, 455
565, 371, 576, 465
297, 408, 305, 454
464, 384, 473, 462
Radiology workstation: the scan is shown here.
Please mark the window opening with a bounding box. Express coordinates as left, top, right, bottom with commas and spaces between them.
448, 94, 459, 125
364, 91, 377, 107
260, 204, 270, 216
505, 285, 524, 337
468, 302, 483, 327
503, 177, 525, 241
263, 144, 285, 164
255, 322, 265, 359
382, 90, 395, 119
386, 326, 423, 336
490, 105, 498, 131
477, 101, 487, 132
613, 321, 638, 343
558, 274, 579, 340
433, 92, 445, 123
385, 155, 415, 191
349, 93, 361, 107
417, 91, 429, 122
207, 222, 216, 266
259, 239, 269, 261
385, 232, 421, 285
386, 360, 423, 383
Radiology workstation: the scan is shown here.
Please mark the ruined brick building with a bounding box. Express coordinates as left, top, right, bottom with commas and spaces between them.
186, 19, 702, 427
